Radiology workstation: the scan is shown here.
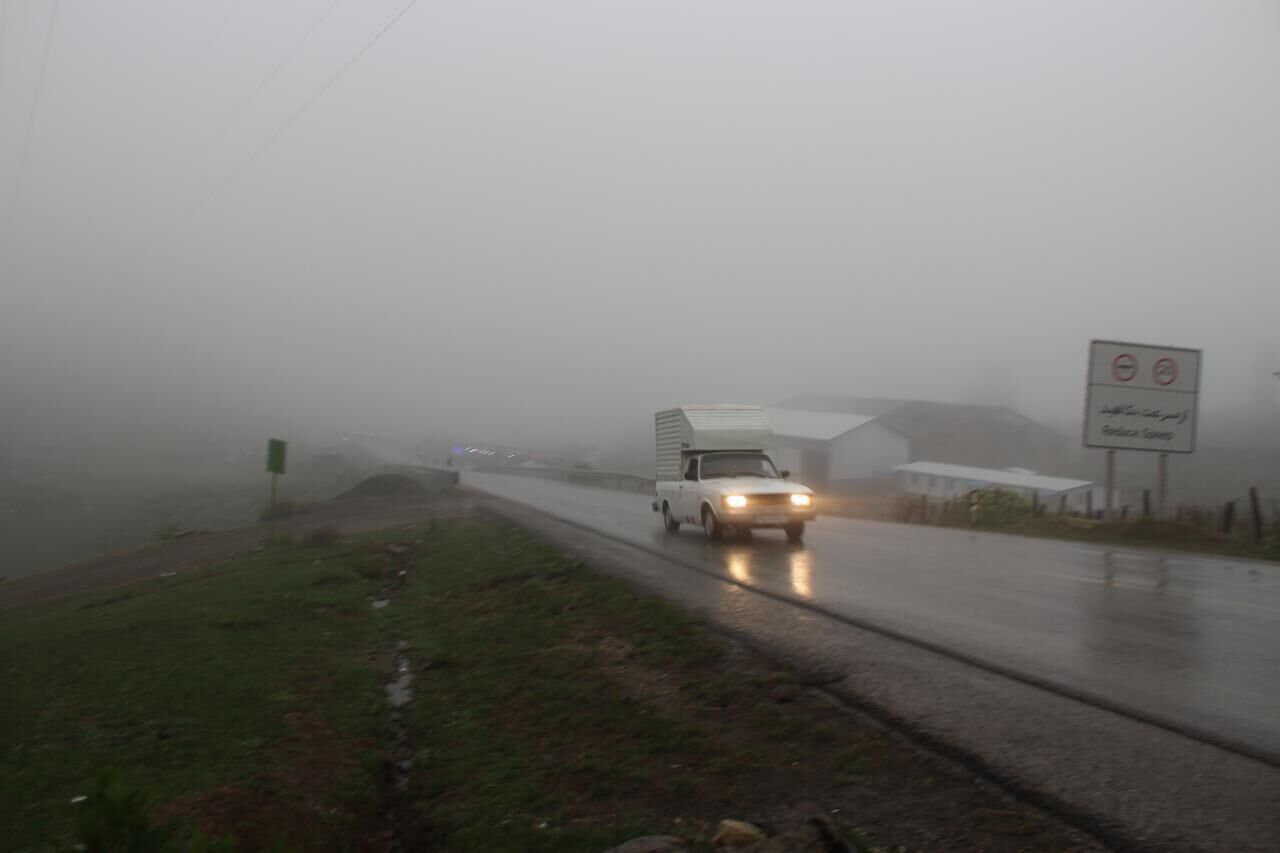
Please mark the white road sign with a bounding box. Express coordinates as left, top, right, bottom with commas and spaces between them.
1084, 340, 1201, 453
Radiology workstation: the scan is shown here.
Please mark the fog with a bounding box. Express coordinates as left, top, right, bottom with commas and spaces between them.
3, 3, 1278, 484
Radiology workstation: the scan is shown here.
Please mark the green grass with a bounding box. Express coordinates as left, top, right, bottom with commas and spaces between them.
0, 520, 736, 851
2, 514, 1063, 852
378, 521, 723, 851
0, 533, 399, 850
833, 744, 871, 782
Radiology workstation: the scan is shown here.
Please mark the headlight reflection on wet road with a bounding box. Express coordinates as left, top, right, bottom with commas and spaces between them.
789, 548, 813, 599
721, 545, 813, 599
726, 550, 752, 583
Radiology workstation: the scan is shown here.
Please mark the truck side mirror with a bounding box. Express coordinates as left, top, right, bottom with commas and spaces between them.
780, 470, 791, 479
684, 471, 697, 482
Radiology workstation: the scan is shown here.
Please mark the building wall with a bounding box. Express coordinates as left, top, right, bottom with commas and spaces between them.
765, 443, 832, 486
829, 423, 910, 481
802, 448, 831, 489
900, 472, 968, 499
767, 446, 804, 479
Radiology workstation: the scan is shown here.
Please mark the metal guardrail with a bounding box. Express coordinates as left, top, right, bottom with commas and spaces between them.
474, 464, 656, 494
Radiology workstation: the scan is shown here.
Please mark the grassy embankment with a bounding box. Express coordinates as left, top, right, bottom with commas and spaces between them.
2, 516, 1079, 852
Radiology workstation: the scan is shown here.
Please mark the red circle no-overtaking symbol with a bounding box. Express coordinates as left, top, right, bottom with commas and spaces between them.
1153, 357, 1178, 386
1111, 353, 1137, 382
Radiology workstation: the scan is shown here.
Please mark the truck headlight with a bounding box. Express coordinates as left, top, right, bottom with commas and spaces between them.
790, 494, 811, 507
725, 495, 748, 508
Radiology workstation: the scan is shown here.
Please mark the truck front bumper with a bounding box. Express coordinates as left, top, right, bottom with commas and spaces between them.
721, 508, 817, 527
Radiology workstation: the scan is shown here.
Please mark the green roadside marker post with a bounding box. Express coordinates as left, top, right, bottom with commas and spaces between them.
266, 439, 287, 536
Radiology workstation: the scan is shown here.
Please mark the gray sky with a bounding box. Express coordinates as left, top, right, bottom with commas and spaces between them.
2, 0, 1278, 448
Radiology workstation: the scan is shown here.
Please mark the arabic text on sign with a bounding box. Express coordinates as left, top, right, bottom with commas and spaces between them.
1098, 403, 1188, 425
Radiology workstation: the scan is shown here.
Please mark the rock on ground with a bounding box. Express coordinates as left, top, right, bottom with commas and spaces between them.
602, 835, 688, 853
713, 819, 768, 847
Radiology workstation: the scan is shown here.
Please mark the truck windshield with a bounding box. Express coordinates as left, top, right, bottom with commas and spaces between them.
699, 453, 779, 479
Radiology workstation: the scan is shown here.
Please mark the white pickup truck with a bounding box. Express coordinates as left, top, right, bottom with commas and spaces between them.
651, 405, 816, 541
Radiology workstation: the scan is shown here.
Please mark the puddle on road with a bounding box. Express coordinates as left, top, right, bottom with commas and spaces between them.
370, 552, 416, 836
386, 671, 413, 707
386, 640, 413, 708
381, 638, 415, 845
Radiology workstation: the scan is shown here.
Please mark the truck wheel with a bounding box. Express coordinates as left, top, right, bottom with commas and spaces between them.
702, 507, 724, 541
784, 522, 805, 542
662, 502, 680, 533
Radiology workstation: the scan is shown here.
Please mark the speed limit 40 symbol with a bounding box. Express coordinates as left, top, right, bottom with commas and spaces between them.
1153, 357, 1178, 386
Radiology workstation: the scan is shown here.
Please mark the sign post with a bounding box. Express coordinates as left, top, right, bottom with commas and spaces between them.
1104, 450, 1116, 520
1157, 452, 1169, 518
266, 438, 287, 531
1085, 341, 1201, 519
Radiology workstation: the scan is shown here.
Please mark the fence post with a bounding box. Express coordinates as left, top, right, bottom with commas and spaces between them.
1121, 505, 1129, 520
1104, 450, 1116, 519
1223, 501, 1235, 534
1058, 494, 1067, 515
1085, 488, 1094, 518
920, 494, 928, 524
1249, 487, 1264, 544
1142, 489, 1151, 519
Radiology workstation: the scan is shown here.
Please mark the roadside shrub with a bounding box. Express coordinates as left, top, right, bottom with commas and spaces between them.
258, 498, 300, 521
153, 523, 180, 541
1265, 519, 1280, 561
353, 556, 385, 579
262, 532, 296, 549
66, 771, 171, 852
60, 771, 292, 852
971, 489, 1035, 529
892, 495, 924, 523
303, 525, 339, 547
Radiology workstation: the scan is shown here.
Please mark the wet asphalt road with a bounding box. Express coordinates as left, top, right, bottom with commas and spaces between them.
462, 472, 1280, 762
479, 494, 1280, 853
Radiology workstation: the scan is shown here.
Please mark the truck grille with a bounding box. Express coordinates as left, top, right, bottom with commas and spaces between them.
742, 493, 792, 507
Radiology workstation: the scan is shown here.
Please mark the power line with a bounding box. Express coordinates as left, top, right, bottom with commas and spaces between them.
10, 0, 61, 214
208, 0, 419, 197
156, 0, 239, 118
193, 0, 344, 161
141, 0, 419, 251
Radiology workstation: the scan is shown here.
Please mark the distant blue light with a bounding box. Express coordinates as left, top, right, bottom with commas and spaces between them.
451, 447, 464, 455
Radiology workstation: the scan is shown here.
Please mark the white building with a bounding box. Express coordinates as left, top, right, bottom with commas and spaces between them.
894, 461, 1101, 510
766, 409, 910, 491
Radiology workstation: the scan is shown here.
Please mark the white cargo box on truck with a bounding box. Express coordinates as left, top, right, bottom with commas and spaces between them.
653, 404, 815, 541
654, 405, 774, 482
